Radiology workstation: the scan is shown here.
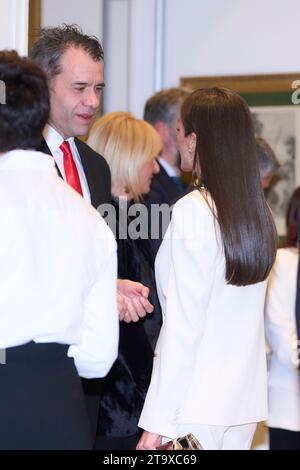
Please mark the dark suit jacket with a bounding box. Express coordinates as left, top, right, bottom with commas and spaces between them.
143, 162, 186, 254
145, 162, 183, 206
39, 136, 111, 442
39, 137, 111, 208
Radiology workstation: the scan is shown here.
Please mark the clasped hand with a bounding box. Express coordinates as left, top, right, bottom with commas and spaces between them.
117, 279, 154, 323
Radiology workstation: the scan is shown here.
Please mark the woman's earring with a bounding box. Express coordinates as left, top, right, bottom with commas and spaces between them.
188, 148, 194, 159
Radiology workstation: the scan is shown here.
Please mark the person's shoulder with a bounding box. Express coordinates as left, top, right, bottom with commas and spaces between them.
59, 180, 115, 239
171, 190, 217, 243
276, 247, 299, 266
270, 247, 299, 284
173, 189, 213, 217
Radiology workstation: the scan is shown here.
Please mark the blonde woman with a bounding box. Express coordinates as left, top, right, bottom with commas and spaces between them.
87, 112, 162, 450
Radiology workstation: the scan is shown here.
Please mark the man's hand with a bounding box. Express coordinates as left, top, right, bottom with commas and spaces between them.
117, 279, 154, 323
117, 292, 126, 321
136, 431, 162, 450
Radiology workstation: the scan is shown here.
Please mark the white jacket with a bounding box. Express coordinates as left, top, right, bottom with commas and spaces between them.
139, 190, 268, 438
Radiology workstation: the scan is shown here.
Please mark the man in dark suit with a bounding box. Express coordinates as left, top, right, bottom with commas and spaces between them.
143, 87, 191, 253
29, 24, 153, 443
30, 24, 153, 317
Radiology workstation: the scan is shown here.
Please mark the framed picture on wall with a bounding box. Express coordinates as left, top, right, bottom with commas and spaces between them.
28, 0, 41, 51
180, 73, 300, 237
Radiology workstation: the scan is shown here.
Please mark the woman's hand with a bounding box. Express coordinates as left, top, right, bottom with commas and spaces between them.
117, 279, 154, 322
136, 431, 162, 450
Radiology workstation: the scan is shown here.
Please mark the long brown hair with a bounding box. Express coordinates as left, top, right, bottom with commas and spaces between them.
181, 87, 277, 286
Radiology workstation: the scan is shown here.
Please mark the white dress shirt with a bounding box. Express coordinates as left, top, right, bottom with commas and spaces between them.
0, 149, 118, 379
43, 124, 91, 202
265, 247, 300, 431
158, 157, 178, 177
139, 190, 268, 438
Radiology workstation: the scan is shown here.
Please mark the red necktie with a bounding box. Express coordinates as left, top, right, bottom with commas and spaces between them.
60, 141, 83, 196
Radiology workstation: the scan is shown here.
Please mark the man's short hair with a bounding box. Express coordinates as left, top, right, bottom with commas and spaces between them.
29, 24, 104, 80
143, 87, 190, 127
256, 136, 279, 179
0, 50, 49, 152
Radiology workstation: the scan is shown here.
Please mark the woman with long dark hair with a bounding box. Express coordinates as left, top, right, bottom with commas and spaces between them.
137, 87, 277, 451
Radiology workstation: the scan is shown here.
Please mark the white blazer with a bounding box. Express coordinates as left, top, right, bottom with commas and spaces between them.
138, 190, 268, 439
265, 248, 300, 431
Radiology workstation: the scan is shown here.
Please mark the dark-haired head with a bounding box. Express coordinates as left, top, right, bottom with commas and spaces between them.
29, 24, 104, 81
0, 50, 49, 152
256, 136, 279, 189
180, 87, 277, 286
29, 24, 104, 139
286, 187, 300, 248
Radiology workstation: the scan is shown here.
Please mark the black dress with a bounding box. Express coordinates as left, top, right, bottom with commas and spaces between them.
95, 198, 162, 450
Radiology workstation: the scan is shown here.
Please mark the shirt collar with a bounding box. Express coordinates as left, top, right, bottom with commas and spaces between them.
158, 157, 178, 177
43, 124, 75, 154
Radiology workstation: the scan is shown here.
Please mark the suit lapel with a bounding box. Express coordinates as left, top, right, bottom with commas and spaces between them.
157, 163, 183, 201
74, 138, 99, 208
40, 137, 104, 209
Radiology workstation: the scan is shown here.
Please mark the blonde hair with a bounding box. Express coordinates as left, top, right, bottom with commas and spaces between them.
87, 112, 161, 200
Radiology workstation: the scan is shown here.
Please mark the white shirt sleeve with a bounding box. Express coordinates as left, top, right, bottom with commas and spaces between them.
67, 229, 119, 379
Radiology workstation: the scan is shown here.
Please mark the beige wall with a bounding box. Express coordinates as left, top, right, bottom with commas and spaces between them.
35, 0, 300, 118
0, 0, 29, 54
41, 0, 104, 39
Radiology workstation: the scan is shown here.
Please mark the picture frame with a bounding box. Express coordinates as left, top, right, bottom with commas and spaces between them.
180, 73, 300, 237
28, 0, 41, 51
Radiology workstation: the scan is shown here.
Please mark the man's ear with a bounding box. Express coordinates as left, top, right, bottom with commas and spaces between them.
154, 121, 170, 145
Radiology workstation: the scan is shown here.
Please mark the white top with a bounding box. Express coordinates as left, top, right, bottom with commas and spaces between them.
265, 247, 300, 431
43, 124, 91, 202
139, 190, 268, 438
0, 149, 118, 379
